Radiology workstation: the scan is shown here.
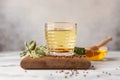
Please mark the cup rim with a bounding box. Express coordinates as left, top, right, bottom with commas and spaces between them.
45, 22, 77, 25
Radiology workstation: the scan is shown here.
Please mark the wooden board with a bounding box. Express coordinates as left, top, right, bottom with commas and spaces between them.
20, 55, 91, 69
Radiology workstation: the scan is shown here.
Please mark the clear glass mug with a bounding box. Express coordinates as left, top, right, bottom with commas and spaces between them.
45, 22, 77, 56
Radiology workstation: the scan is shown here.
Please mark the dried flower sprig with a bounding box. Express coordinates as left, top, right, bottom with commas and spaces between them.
20, 41, 48, 58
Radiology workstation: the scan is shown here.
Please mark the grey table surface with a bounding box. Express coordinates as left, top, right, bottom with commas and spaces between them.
0, 51, 120, 80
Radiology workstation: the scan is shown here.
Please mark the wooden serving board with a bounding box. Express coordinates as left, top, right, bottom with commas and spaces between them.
20, 55, 91, 69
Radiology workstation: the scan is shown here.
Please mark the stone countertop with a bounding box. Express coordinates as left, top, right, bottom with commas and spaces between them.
0, 51, 120, 80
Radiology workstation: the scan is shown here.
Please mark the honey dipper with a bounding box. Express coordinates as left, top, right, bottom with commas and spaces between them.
74, 37, 112, 55
87, 36, 112, 50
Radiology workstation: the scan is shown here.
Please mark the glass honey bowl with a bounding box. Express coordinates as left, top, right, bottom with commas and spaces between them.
86, 46, 108, 61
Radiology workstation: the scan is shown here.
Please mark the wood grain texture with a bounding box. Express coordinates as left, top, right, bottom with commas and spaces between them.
20, 55, 91, 69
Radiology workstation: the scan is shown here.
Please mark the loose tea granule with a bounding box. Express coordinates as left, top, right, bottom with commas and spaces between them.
69, 74, 73, 77
106, 72, 108, 74
56, 71, 58, 73
108, 73, 111, 76
76, 71, 79, 74
65, 72, 69, 74
24, 70, 27, 72
91, 65, 94, 68
49, 63, 113, 79
97, 75, 100, 77
59, 70, 64, 73
86, 71, 88, 74
83, 71, 86, 73
61, 70, 64, 72
83, 74, 86, 77
65, 76, 67, 78
91, 65, 96, 70
50, 73, 52, 76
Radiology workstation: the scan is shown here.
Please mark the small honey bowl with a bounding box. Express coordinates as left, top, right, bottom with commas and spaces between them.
86, 47, 108, 61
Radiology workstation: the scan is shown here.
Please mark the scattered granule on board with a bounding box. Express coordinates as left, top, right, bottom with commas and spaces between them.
91, 65, 94, 68
83, 74, 86, 77
108, 73, 111, 76
65, 72, 69, 74
83, 71, 85, 73
56, 71, 58, 73
68, 69, 79, 77
61, 70, 64, 72
83, 70, 88, 74
65, 76, 68, 78
97, 75, 100, 77
76, 71, 79, 74
101, 71, 112, 76
50, 73, 52, 76
83, 71, 86, 73
71, 72, 74, 76
86, 72, 88, 74
24, 70, 27, 72
69, 74, 73, 77
106, 72, 108, 74
59, 70, 64, 73
91, 65, 95, 70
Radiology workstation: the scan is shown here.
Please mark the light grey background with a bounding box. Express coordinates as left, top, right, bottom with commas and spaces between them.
0, 0, 120, 51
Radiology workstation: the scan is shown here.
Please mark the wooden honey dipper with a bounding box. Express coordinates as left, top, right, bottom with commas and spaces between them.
87, 37, 112, 50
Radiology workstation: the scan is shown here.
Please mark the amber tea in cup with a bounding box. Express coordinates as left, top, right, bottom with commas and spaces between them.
45, 22, 77, 56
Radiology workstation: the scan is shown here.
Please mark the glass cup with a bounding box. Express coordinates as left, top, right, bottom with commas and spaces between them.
45, 22, 77, 56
